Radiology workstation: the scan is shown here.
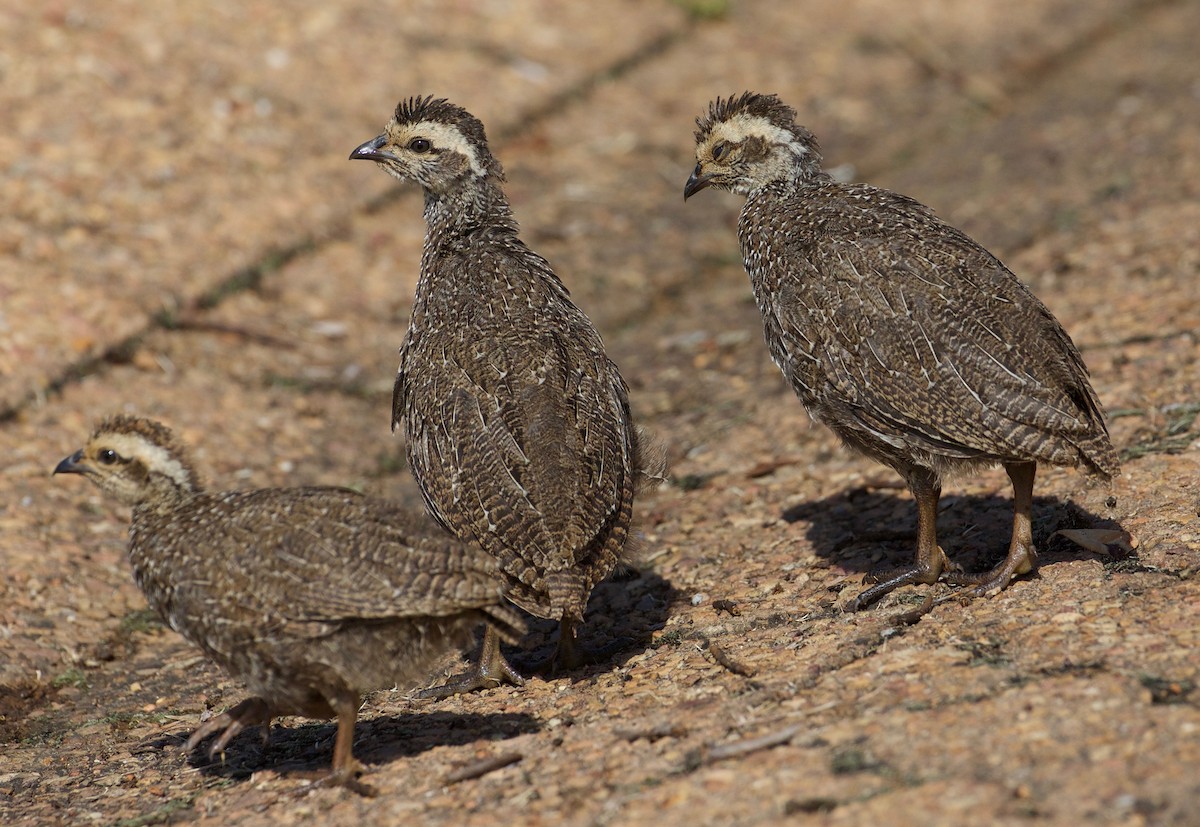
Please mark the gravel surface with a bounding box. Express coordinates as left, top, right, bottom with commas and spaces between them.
2, 1, 1197, 825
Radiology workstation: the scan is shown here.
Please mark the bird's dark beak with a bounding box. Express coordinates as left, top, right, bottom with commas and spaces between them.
349, 134, 396, 163
683, 164, 714, 200
53, 450, 85, 476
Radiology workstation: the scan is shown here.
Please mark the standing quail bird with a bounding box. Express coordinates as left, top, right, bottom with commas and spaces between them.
351, 96, 659, 693
685, 92, 1119, 610
53, 415, 524, 793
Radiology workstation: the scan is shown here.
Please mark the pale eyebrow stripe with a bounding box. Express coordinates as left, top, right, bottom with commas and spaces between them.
102, 433, 192, 487
718, 114, 810, 158
398, 121, 487, 177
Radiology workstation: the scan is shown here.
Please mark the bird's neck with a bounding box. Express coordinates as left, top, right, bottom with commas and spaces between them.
130, 475, 202, 515
414, 179, 525, 312
422, 177, 518, 238
756, 170, 831, 196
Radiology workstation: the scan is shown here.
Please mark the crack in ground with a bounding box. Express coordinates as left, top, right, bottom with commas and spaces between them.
7, 4, 1159, 423
0, 24, 693, 424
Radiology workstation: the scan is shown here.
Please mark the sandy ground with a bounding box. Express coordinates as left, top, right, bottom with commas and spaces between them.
2, 1, 1198, 825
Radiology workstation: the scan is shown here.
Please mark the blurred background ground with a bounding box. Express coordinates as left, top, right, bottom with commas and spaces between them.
1, 1, 1198, 825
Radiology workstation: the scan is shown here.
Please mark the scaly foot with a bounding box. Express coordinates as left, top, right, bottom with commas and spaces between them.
414, 626, 525, 699
183, 696, 273, 760
845, 546, 956, 612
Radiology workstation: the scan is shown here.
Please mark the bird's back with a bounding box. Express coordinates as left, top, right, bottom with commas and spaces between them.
739, 179, 1118, 478
395, 235, 639, 621
129, 487, 522, 705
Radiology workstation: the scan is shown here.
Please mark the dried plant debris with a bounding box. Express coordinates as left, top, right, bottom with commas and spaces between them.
1120, 401, 1200, 460
684, 724, 804, 771
703, 637, 757, 677
444, 752, 523, 783
1139, 675, 1196, 705
1053, 529, 1138, 556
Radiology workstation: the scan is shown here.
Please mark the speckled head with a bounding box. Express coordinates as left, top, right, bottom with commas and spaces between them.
685, 92, 823, 199
53, 414, 203, 506
349, 95, 505, 194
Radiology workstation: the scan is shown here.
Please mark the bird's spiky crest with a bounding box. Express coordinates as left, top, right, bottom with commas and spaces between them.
394, 95, 472, 129
695, 92, 816, 150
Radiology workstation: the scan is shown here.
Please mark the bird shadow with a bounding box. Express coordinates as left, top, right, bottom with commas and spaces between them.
442, 567, 675, 683
160, 709, 539, 782
780, 482, 1126, 584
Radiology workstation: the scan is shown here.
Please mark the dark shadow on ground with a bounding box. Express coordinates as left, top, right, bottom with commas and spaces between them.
521, 568, 674, 681
0, 680, 62, 745
781, 484, 1126, 584
171, 709, 540, 781
433, 568, 675, 684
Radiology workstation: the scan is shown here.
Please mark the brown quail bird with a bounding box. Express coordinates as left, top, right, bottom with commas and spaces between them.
685, 92, 1119, 610
53, 414, 525, 793
350, 96, 660, 693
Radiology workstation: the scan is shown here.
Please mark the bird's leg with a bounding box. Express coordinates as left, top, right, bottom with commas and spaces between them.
550, 618, 583, 673
413, 624, 525, 700
183, 696, 274, 761
322, 692, 375, 797
536, 613, 632, 676
846, 467, 947, 611
945, 461, 1038, 595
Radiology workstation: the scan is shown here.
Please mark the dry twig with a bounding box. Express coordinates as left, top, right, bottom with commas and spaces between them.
444, 751, 523, 783
745, 456, 804, 478
891, 594, 935, 626
709, 725, 802, 761
705, 638, 757, 677
614, 722, 689, 742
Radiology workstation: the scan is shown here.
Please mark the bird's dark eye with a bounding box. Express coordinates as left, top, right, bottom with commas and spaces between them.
409, 138, 432, 153
98, 449, 118, 465
712, 141, 729, 161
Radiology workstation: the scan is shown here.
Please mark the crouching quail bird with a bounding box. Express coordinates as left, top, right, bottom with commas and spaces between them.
53, 415, 525, 794
685, 92, 1119, 610
351, 96, 661, 694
